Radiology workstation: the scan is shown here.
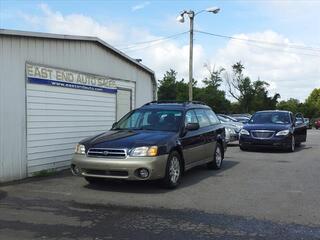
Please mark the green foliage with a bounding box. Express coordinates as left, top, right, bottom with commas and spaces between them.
277, 89, 320, 119
277, 98, 302, 113
226, 62, 280, 113
32, 169, 56, 177
305, 88, 320, 118
157, 69, 179, 101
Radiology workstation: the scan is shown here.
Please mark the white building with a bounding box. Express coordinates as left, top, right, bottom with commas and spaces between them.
0, 29, 156, 182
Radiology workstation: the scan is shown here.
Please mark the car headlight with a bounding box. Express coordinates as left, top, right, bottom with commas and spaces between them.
130, 146, 158, 157
240, 129, 250, 135
226, 128, 236, 134
276, 130, 290, 136
75, 144, 86, 155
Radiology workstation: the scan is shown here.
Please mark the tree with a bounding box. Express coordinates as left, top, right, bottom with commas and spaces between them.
225, 62, 279, 113
277, 98, 301, 113
251, 80, 280, 111
195, 65, 230, 113
203, 64, 225, 89
157, 69, 178, 100
304, 88, 320, 118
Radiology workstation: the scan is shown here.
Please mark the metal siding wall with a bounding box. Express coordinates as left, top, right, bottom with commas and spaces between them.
135, 70, 153, 107
0, 37, 27, 182
117, 81, 135, 110
26, 84, 116, 174
0, 35, 153, 181
117, 89, 132, 120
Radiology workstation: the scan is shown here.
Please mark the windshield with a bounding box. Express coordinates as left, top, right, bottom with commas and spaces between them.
249, 112, 291, 125
113, 109, 183, 132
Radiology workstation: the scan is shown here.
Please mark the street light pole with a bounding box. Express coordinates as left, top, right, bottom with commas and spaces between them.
188, 11, 194, 101
177, 7, 220, 102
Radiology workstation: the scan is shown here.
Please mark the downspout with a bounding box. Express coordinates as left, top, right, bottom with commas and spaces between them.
151, 73, 157, 100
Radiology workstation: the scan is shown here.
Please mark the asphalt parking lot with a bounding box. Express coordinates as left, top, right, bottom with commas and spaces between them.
0, 130, 320, 239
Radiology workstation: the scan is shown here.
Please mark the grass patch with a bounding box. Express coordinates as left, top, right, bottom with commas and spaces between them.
32, 169, 57, 177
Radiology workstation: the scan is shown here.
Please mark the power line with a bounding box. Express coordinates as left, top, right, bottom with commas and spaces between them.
195, 30, 320, 53
229, 39, 320, 58
117, 31, 189, 51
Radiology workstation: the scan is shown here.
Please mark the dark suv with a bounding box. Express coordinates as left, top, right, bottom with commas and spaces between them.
71, 101, 227, 188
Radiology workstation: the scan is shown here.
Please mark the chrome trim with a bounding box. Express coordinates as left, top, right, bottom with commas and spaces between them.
251, 130, 275, 139
87, 148, 128, 158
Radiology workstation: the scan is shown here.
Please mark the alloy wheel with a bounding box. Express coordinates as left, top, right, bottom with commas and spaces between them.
291, 136, 295, 152
215, 146, 222, 167
169, 156, 180, 184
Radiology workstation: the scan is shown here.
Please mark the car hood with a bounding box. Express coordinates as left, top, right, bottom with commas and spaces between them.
244, 124, 291, 131
221, 122, 242, 132
80, 130, 177, 149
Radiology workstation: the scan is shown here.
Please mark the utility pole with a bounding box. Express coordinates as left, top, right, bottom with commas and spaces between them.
189, 11, 194, 101
177, 7, 220, 102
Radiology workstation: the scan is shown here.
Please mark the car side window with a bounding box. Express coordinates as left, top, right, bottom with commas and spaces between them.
194, 109, 211, 128
205, 109, 220, 125
185, 110, 198, 125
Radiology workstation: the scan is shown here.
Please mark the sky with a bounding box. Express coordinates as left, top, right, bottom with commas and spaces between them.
1, 0, 320, 102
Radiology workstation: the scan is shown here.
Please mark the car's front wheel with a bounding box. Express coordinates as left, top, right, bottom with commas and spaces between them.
240, 145, 248, 151
207, 143, 223, 170
161, 151, 182, 189
287, 135, 295, 152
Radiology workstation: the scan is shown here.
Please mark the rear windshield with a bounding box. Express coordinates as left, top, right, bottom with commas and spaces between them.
113, 109, 183, 132
249, 112, 291, 125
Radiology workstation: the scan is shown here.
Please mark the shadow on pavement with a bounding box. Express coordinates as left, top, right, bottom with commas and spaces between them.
84, 160, 239, 194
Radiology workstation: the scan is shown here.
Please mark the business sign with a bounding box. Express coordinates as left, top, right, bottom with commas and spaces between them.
26, 63, 117, 94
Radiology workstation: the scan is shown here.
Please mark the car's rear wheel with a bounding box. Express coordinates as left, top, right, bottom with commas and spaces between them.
207, 143, 223, 170
84, 176, 103, 184
161, 151, 181, 189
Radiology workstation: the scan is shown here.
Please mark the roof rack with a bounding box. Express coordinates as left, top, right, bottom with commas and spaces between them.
143, 100, 207, 107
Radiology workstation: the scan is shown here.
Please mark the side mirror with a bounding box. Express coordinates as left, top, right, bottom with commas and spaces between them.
185, 122, 200, 131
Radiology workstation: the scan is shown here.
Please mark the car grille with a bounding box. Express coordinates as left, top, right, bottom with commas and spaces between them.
251, 130, 275, 139
84, 169, 128, 177
87, 148, 127, 158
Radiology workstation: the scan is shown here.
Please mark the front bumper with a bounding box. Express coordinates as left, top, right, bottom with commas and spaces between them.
239, 135, 291, 148
71, 154, 168, 180
228, 133, 239, 143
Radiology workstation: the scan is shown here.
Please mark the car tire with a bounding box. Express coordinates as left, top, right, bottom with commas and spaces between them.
295, 142, 301, 147
207, 143, 223, 170
84, 177, 103, 184
287, 135, 295, 152
240, 145, 248, 151
161, 151, 182, 189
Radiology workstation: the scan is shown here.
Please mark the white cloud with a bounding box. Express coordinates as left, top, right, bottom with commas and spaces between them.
21, 3, 124, 43
212, 30, 320, 101
131, 1, 150, 12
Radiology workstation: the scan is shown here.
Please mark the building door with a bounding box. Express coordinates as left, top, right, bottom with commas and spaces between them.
26, 84, 116, 175
117, 89, 132, 121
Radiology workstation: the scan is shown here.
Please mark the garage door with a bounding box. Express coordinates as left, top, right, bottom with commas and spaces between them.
117, 89, 132, 120
26, 84, 116, 175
